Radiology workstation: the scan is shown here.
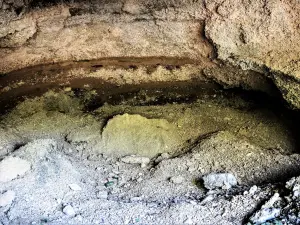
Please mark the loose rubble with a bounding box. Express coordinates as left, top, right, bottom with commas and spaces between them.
247, 177, 300, 224
202, 173, 237, 190
249, 193, 282, 224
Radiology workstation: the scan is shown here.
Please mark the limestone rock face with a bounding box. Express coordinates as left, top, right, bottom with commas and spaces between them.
205, 0, 300, 78
1, 0, 300, 108
101, 114, 182, 157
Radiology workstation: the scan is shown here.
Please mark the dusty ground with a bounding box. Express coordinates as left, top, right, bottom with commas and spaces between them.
1, 87, 300, 224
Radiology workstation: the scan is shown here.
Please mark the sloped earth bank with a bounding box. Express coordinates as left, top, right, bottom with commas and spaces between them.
1, 85, 300, 224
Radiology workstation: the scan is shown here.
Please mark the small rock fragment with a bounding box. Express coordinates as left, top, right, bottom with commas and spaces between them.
63, 205, 76, 217
201, 195, 214, 204
69, 184, 82, 191
121, 155, 150, 167
130, 196, 143, 202
250, 208, 281, 224
75, 215, 83, 221
184, 218, 193, 224
203, 173, 237, 190
249, 193, 281, 224
249, 185, 258, 195
155, 153, 170, 163
0, 157, 31, 182
136, 177, 143, 182
97, 191, 108, 199
0, 190, 15, 207
264, 193, 281, 208
170, 176, 184, 184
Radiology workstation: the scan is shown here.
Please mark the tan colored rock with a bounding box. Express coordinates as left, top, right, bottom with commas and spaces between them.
205, 0, 300, 79
1, 0, 300, 108
0, 5, 213, 74
101, 114, 183, 157
121, 155, 150, 167
0, 156, 31, 183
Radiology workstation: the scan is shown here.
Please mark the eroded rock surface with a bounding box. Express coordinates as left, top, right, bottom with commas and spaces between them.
102, 113, 182, 157
2, 1, 300, 108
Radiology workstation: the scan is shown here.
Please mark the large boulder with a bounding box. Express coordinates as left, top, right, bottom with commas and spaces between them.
101, 113, 182, 157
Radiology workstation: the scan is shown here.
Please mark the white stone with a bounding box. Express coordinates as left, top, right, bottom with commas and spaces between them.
75, 215, 83, 221
170, 176, 184, 184
0, 157, 31, 182
263, 193, 281, 208
201, 195, 214, 204
97, 191, 108, 199
121, 155, 150, 167
203, 173, 237, 190
69, 183, 82, 191
249, 185, 258, 195
250, 208, 281, 224
137, 177, 143, 182
184, 218, 193, 224
0, 190, 15, 207
63, 205, 76, 216
250, 193, 282, 224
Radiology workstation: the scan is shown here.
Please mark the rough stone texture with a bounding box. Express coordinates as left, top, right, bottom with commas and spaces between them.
0, 3, 213, 74
121, 155, 150, 167
0, 190, 15, 207
205, 0, 300, 78
203, 173, 237, 190
0, 156, 31, 183
1, 0, 300, 108
101, 113, 183, 157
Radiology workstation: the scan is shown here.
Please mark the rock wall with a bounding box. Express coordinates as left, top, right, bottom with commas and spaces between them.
1, 0, 300, 108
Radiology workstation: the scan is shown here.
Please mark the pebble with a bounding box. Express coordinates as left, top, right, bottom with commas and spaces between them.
264, 193, 281, 208
170, 176, 185, 184
69, 183, 82, 191
184, 218, 193, 224
63, 205, 76, 217
75, 215, 83, 221
0, 190, 15, 207
136, 177, 143, 182
56, 198, 62, 204
249, 185, 258, 195
0, 157, 31, 182
203, 173, 237, 190
97, 191, 108, 199
201, 195, 214, 204
155, 153, 170, 163
130, 196, 143, 202
121, 155, 150, 167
